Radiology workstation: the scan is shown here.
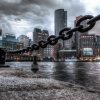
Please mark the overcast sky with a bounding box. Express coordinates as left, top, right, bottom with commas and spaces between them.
0, 0, 100, 39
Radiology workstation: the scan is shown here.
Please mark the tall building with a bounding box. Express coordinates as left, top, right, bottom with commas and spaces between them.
33, 28, 49, 45
79, 35, 96, 61
64, 34, 74, 50
33, 28, 50, 60
55, 9, 69, 50
33, 28, 55, 60
0, 22, 12, 37
42, 30, 54, 59
43, 45, 54, 60
33, 28, 42, 44
95, 35, 100, 57
17, 35, 30, 48
55, 9, 67, 36
42, 30, 49, 42
53, 43, 62, 61
29, 39, 32, 46
1, 34, 18, 50
74, 15, 89, 57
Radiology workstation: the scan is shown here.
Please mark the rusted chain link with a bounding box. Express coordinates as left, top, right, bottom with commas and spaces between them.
7, 14, 100, 54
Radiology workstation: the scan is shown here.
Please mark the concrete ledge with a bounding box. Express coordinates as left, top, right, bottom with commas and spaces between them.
0, 68, 99, 100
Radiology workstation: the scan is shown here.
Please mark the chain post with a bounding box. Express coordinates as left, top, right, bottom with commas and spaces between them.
31, 50, 39, 73
0, 48, 9, 67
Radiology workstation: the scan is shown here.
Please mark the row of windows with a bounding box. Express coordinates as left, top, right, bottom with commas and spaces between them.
81, 36, 94, 38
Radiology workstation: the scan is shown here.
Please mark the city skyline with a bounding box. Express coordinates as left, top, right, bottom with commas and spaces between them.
0, 17, 100, 62
0, 0, 100, 39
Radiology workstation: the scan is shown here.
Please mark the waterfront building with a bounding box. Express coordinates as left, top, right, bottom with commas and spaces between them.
18, 35, 30, 48
42, 30, 54, 60
64, 35, 75, 50
33, 28, 53, 60
16, 42, 24, 50
53, 43, 62, 61
33, 28, 42, 44
79, 35, 96, 61
95, 35, 100, 58
1, 34, 19, 50
55, 9, 68, 48
43, 45, 54, 61
29, 39, 33, 46
74, 15, 89, 57
59, 49, 77, 61
55, 9, 67, 36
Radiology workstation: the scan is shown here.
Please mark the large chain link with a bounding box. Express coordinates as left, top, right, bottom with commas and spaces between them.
7, 14, 100, 54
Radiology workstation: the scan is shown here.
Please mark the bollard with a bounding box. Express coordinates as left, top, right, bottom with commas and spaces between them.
33, 56, 38, 65
31, 64, 39, 73
0, 48, 5, 65
0, 48, 9, 67
31, 51, 39, 73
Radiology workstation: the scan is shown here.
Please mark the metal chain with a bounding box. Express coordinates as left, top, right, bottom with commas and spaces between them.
7, 14, 100, 54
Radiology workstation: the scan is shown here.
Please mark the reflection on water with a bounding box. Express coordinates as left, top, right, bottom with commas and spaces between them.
6, 61, 100, 91
74, 62, 88, 86
52, 62, 75, 82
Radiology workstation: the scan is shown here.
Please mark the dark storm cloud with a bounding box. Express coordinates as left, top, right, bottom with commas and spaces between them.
0, 0, 86, 16
0, 0, 28, 15
0, 0, 56, 15
0, 0, 87, 38
21, 0, 55, 6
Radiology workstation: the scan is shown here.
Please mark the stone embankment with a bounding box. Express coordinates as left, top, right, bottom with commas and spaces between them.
0, 68, 99, 100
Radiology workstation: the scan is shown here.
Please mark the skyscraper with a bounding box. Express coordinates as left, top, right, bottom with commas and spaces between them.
2, 34, 18, 50
18, 35, 30, 48
55, 9, 67, 36
33, 28, 42, 44
33, 28, 49, 44
79, 35, 96, 61
95, 35, 100, 57
74, 15, 89, 57
33, 28, 50, 60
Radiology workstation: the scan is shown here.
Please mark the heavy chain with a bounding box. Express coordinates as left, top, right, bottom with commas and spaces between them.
7, 14, 100, 54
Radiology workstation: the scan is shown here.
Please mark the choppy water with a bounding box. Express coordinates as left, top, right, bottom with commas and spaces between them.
6, 61, 100, 91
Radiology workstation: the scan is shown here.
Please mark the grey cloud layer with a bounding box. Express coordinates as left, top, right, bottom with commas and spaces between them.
0, 0, 90, 38
0, 0, 86, 15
